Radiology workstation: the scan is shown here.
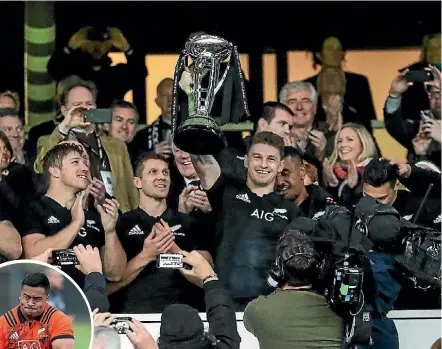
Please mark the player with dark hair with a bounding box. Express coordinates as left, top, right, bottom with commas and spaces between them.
0, 272, 74, 349
108, 151, 212, 313
190, 131, 302, 310
362, 158, 440, 229
217, 101, 294, 181
277, 146, 336, 218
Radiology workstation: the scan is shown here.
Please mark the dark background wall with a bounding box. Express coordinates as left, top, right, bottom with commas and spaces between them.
0, 1, 440, 121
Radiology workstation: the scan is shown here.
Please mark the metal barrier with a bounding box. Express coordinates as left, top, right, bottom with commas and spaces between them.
114, 309, 441, 349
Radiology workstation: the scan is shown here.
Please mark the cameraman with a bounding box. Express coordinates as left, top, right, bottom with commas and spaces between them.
244, 228, 343, 349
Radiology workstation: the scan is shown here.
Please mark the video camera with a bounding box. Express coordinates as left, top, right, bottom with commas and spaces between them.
396, 183, 441, 290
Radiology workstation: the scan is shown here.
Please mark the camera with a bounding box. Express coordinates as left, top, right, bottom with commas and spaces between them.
52, 249, 79, 267
110, 317, 132, 334
156, 253, 191, 269
405, 70, 433, 83
328, 265, 364, 306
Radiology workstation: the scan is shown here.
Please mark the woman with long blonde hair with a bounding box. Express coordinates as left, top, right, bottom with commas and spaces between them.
322, 122, 378, 207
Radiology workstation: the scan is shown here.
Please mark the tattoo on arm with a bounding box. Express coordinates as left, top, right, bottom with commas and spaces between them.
191, 155, 215, 165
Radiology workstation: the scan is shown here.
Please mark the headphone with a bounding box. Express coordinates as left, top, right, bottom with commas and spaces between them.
267, 245, 318, 288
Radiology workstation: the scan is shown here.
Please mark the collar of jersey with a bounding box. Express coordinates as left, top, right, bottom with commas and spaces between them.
17, 305, 45, 324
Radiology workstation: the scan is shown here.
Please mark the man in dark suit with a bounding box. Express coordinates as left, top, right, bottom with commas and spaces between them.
304, 36, 377, 134
398, 33, 441, 122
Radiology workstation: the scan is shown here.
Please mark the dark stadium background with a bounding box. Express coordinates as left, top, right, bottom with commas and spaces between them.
0, 1, 440, 123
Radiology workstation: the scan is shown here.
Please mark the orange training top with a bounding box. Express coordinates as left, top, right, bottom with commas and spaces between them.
0, 303, 74, 349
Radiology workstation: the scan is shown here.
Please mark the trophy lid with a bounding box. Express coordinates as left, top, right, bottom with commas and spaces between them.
185, 34, 233, 61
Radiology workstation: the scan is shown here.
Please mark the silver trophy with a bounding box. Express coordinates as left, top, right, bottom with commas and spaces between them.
171, 34, 248, 155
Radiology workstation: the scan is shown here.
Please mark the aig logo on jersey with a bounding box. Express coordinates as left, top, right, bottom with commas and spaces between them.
18, 340, 42, 349
251, 208, 288, 222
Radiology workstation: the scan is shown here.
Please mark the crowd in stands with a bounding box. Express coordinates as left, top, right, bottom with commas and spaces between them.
0, 27, 440, 349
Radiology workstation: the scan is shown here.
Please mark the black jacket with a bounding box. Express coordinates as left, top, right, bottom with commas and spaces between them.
304, 71, 377, 131
131, 116, 172, 164
84, 272, 109, 313
203, 280, 241, 349
384, 98, 441, 168
394, 165, 441, 230
47, 48, 147, 108
0, 163, 37, 226
299, 184, 337, 219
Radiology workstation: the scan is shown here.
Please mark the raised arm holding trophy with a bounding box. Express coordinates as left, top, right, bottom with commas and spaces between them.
171, 34, 250, 155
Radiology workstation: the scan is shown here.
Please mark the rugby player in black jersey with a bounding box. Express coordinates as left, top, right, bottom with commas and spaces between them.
20, 143, 126, 287
108, 152, 212, 313
190, 131, 303, 310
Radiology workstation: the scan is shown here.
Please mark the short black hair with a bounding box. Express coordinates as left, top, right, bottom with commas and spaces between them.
249, 131, 284, 158
134, 151, 169, 178
283, 146, 303, 164
261, 101, 294, 123
363, 158, 399, 187
21, 273, 50, 294
277, 229, 318, 287
109, 99, 139, 123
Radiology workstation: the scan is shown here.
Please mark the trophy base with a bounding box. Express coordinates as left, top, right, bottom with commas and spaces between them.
174, 116, 227, 155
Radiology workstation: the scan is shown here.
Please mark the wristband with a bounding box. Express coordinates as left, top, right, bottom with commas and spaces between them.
58, 125, 68, 137
388, 94, 401, 99
203, 273, 218, 284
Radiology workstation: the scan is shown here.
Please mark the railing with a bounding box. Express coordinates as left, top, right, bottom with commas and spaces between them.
113, 309, 441, 349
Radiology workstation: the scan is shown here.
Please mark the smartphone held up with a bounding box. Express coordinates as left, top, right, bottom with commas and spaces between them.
405, 70, 434, 83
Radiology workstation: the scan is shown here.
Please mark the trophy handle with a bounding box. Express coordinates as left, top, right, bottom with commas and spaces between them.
214, 59, 230, 95
192, 56, 231, 116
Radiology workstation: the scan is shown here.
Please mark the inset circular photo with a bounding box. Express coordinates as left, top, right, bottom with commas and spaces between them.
0, 260, 92, 349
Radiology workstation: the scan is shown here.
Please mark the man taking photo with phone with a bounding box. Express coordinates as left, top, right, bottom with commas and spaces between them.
384, 65, 441, 168
35, 78, 138, 212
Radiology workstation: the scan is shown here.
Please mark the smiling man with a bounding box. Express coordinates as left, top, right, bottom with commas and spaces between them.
108, 152, 212, 313
217, 101, 294, 182
108, 100, 138, 144
276, 147, 336, 218
0, 273, 74, 349
20, 143, 127, 288
190, 131, 302, 310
